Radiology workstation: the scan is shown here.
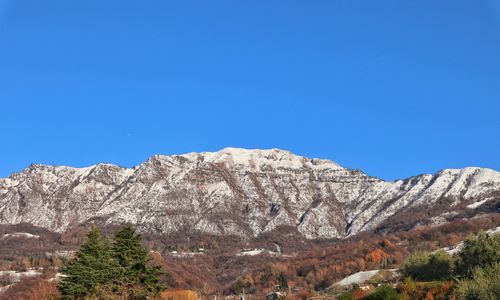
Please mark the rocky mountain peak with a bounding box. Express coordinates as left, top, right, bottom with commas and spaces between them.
152, 147, 344, 171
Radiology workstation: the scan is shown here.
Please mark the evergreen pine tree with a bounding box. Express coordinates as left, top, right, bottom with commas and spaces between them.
59, 225, 120, 299
112, 225, 164, 297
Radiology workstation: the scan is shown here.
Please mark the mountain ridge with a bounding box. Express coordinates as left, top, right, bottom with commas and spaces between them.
3, 147, 494, 182
1, 148, 499, 239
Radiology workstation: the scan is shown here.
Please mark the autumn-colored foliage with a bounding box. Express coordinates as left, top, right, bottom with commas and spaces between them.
1, 276, 60, 300
0, 213, 498, 298
398, 279, 455, 300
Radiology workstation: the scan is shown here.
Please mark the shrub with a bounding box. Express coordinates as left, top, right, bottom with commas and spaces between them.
456, 231, 500, 278
399, 250, 453, 281
362, 285, 402, 300
337, 291, 356, 300
457, 262, 500, 300
399, 251, 429, 280
427, 250, 454, 280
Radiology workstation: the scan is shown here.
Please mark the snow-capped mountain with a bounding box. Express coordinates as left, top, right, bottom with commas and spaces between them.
0, 148, 499, 239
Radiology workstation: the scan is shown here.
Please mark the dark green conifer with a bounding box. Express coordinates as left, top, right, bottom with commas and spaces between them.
112, 224, 164, 297
59, 225, 120, 299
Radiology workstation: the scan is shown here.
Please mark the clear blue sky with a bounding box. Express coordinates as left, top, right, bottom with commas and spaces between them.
1, 1, 499, 180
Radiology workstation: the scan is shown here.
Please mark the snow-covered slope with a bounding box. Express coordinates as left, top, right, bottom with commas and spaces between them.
0, 148, 499, 239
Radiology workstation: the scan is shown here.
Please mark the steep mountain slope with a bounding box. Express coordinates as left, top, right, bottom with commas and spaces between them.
0, 148, 499, 239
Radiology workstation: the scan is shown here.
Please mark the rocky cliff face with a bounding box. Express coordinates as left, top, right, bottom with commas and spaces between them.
0, 148, 499, 239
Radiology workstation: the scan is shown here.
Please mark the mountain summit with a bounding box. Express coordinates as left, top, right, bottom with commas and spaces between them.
1, 148, 499, 239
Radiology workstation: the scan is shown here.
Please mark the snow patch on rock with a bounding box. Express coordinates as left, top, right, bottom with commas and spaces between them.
2, 232, 40, 239
0, 148, 499, 239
